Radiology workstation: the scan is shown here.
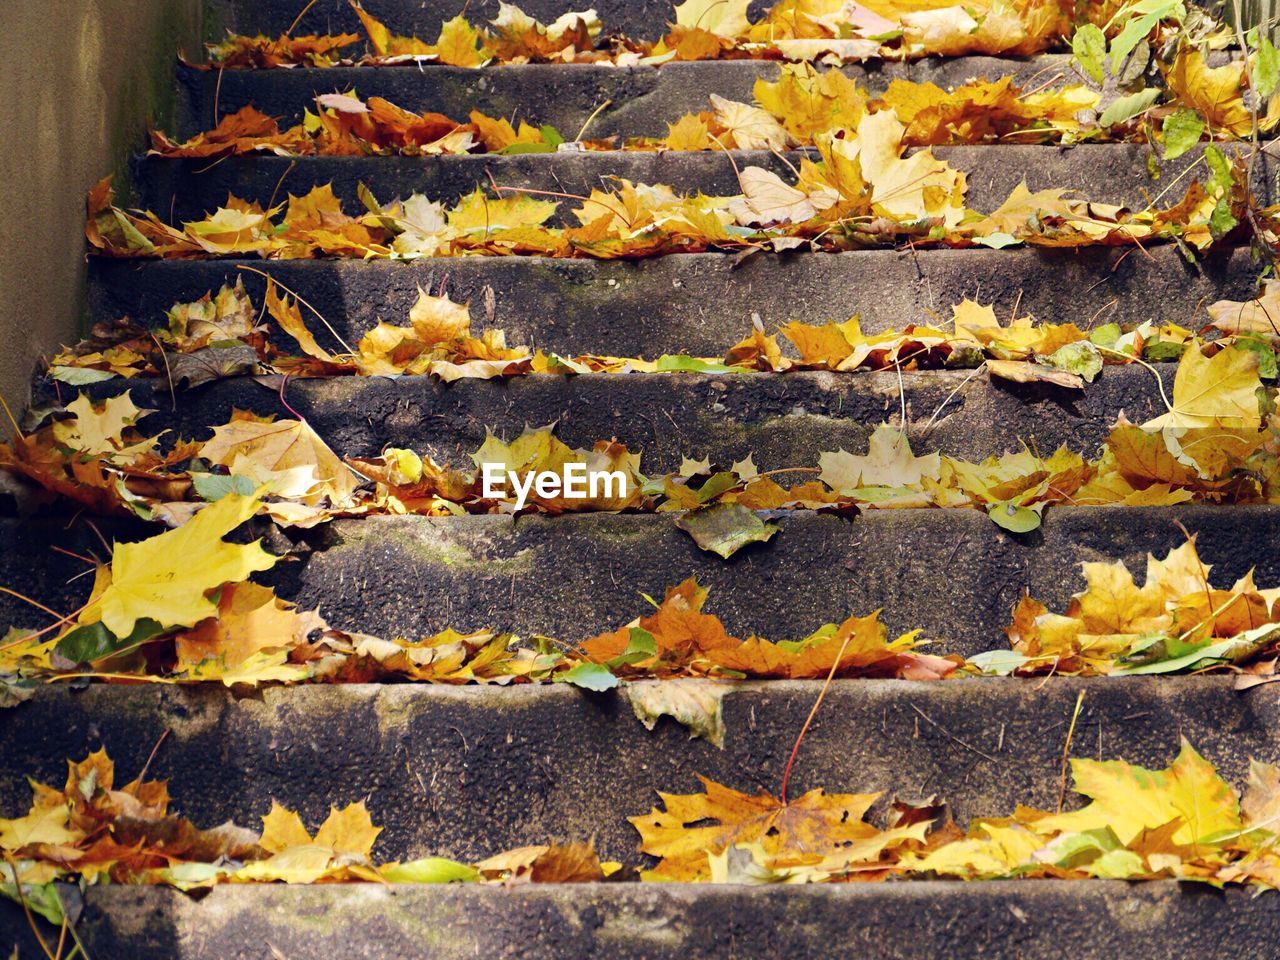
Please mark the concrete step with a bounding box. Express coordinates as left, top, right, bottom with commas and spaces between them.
1, 677, 1276, 863
88, 245, 1256, 359
7, 885, 1280, 957
4, 507, 1280, 652
136, 143, 1273, 225
206, 0, 775, 43
62, 362, 1172, 474
179, 55, 1078, 138
7, 879, 1276, 960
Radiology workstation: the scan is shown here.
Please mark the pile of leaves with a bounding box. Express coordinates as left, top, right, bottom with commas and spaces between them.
977, 535, 1280, 677
87, 107, 1259, 261
203, 0, 1205, 68
44, 277, 1216, 390
0, 495, 950, 693
8, 739, 1280, 921
152, 74, 1108, 162
0, 747, 619, 929
160, 43, 1280, 161
7, 323, 1278, 541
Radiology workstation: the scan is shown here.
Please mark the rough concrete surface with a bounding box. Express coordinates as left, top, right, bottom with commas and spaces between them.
0, 0, 202, 418
206, 0, 779, 41
4, 878, 1280, 959
87, 244, 1260, 358
61, 361, 1175, 472
0, 678, 1277, 862
5, 506, 1280, 651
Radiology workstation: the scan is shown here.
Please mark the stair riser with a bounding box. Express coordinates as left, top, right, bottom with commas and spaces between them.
179, 57, 1076, 139
0, 680, 1276, 863
206, 0, 774, 42
7, 881, 1275, 960
4, 508, 1280, 651
88, 246, 1257, 358
59, 363, 1170, 473
135, 144, 1269, 224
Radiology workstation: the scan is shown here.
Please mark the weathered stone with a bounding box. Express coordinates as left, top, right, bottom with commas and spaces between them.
205, 0, 776, 42
88, 244, 1260, 358
5, 507, 1280, 652
5, 878, 1280, 959
0, 678, 1277, 863
56, 362, 1171, 472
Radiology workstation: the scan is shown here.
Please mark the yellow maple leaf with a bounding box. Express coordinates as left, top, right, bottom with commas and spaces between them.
818, 425, 941, 491
1036, 739, 1242, 846
673, 0, 753, 38
84, 491, 276, 638
631, 776, 883, 880
1165, 49, 1252, 138
435, 15, 487, 67
51, 393, 159, 461
201, 414, 360, 505
1143, 345, 1263, 431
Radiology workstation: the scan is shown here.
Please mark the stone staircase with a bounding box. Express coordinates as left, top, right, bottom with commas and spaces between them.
4, 0, 1280, 956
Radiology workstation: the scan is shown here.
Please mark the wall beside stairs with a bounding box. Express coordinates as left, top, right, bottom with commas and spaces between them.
0, 1, 202, 418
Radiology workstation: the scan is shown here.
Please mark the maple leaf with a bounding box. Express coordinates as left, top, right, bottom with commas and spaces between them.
1165, 48, 1253, 138
82, 491, 276, 638
200, 412, 360, 506
1144, 344, 1263, 430
854, 111, 967, 227
1207, 280, 1280, 337
631, 776, 883, 880
174, 582, 318, 672
1037, 739, 1242, 847
818, 425, 941, 492
672, 0, 753, 38
51, 394, 160, 462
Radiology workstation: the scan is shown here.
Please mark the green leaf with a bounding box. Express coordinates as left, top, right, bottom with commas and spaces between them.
0, 882, 65, 926
1209, 198, 1239, 239
1232, 337, 1278, 380
653, 355, 735, 374
1098, 88, 1161, 128
558, 662, 620, 692
1142, 339, 1187, 362
49, 365, 116, 385
1109, 0, 1184, 69
55, 618, 166, 664
966, 650, 1032, 676
1089, 322, 1122, 350
987, 502, 1043, 533
675, 503, 781, 558
606, 627, 658, 669
192, 472, 259, 502
1044, 341, 1103, 383
379, 857, 479, 883
1071, 23, 1107, 84
1161, 109, 1204, 161
1258, 37, 1280, 100
1204, 145, 1234, 192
